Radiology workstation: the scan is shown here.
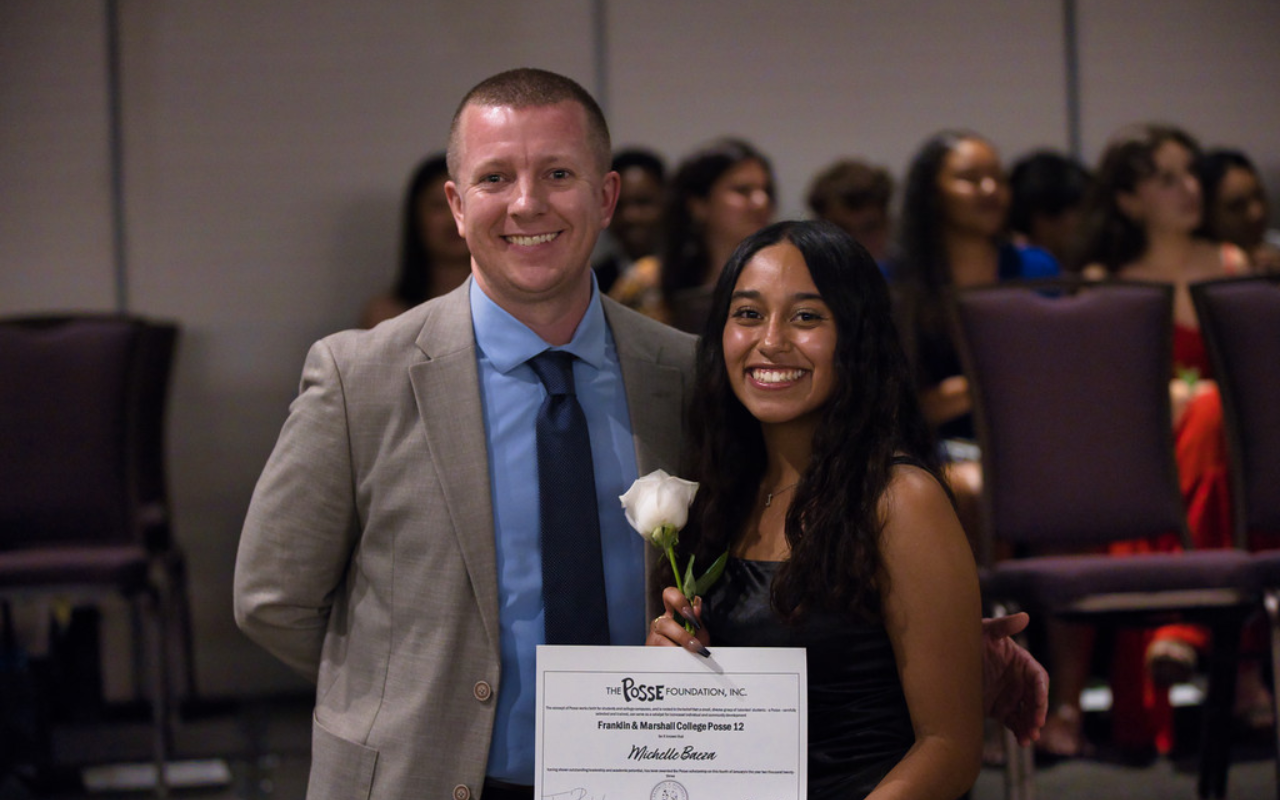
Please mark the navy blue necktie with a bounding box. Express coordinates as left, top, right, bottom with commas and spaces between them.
528, 351, 610, 645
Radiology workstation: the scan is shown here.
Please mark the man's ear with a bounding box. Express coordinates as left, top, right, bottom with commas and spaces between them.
445, 180, 466, 238
599, 170, 622, 229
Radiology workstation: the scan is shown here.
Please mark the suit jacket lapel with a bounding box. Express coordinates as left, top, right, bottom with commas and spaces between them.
407, 282, 501, 649
606, 300, 688, 476
605, 299, 691, 622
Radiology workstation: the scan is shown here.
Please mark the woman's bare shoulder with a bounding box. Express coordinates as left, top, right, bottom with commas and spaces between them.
880, 462, 958, 545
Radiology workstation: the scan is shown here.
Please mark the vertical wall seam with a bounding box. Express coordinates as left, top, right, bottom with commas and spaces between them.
1063, 0, 1082, 159
106, 0, 128, 312
593, 0, 609, 115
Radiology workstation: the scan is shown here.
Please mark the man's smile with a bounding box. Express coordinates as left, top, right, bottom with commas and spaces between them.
503, 232, 560, 246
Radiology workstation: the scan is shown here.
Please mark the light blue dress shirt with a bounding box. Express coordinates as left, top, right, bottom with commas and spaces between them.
471, 278, 644, 783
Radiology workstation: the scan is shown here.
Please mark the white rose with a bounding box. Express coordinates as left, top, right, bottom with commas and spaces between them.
619, 469, 699, 545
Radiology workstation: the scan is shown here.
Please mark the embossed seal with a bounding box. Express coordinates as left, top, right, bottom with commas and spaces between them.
651, 779, 688, 800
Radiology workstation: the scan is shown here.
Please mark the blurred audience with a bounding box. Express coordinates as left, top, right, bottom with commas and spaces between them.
360, 153, 471, 328
609, 137, 775, 332
591, 148, 667, 293
1197, 148, 1280, 274
805, 158, 895, 263
1008, 150, 1093, 268
1076, 122, 1261, 755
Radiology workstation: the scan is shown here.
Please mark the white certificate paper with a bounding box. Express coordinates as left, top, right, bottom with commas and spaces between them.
536, 645, 807, 800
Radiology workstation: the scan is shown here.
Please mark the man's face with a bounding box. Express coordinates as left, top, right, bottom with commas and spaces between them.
445, 101, 619, 317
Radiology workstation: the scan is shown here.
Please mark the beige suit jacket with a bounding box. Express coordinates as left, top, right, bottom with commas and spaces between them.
234, 280, 697, 800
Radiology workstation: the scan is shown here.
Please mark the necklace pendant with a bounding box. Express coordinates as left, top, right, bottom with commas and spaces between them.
765, 492, 774, 508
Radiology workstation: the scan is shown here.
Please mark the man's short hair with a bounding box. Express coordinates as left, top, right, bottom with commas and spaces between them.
806, 159, 894, 217
447, 68, 612, 179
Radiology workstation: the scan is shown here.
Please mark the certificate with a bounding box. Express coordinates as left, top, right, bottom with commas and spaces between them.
536, 645, 807, 800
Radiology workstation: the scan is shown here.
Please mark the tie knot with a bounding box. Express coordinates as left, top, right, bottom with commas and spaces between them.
528, 350, 577, 396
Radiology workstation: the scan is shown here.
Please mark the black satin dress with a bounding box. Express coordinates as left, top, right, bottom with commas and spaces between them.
701, 558, 914, 800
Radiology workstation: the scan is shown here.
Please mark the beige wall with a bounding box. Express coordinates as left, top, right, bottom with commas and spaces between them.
3, 0, 1278, 697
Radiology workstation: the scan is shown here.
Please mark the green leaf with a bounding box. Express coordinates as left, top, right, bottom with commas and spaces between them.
691, 551, 729, 597
681, 556, 696, 602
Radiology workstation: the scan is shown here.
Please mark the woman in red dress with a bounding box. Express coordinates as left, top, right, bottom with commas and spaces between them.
1076, 123, 1256, 755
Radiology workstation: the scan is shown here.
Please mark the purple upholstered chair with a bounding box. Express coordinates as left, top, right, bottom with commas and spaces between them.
0, 315, 184, 795
952, 279, 1259, 800
1191, 274, 1280, 796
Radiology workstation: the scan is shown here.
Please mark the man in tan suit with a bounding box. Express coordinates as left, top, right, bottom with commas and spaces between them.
236, 68, 1047, 800
235, 69, 694, 800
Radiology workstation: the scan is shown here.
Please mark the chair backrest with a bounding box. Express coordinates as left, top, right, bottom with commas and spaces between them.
0, 315, 178, 551
951, 280, 1190, 566
1190, 275, 1280, 547
132, 320, 179, 550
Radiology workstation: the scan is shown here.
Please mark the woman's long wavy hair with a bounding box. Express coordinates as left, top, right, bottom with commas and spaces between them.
892, 130, 987, 386
1072, 123, 1204, 273
668, 219, 942, 623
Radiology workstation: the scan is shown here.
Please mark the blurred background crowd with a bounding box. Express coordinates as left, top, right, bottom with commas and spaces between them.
3, 1, 1277, 757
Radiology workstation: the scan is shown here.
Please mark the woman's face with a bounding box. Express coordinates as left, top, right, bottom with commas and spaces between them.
419, 174, 471, 262
692, 159, 776, 252
1211, 165, 1269, 249
1118, 140, 1202, 235
936, 138, 1010, 238
722, 242, 838, 430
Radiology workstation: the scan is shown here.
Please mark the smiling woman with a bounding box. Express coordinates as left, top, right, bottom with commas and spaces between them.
650, 219, 984, 800
891, 129, 1059, 442
722, 240, 837, 431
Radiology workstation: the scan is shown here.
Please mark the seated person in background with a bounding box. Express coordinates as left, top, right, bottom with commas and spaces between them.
1076, 124, 1250, 421
805, 158, 895, 264
591, 148, 666, 294
1074, 122, 1259, 755
888, 130, 1057, 552
650, 219, 984, 800
1007, 149, 1092, 268
1198, 148, 1280, 274
359, 153, 471, 328
890, 131, 1072, 758
610, 137, 775, 332
890, 130, 1058, 443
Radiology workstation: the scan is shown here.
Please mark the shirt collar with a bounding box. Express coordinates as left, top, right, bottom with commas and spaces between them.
470, 273, 609, 374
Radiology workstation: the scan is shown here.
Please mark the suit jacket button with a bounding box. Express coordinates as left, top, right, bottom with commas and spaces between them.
473, 681, 493, 702
452, 784, 470, 800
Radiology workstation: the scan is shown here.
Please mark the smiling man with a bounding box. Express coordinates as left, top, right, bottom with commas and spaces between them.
444, 96, 617, 345
234, 69, 696, 800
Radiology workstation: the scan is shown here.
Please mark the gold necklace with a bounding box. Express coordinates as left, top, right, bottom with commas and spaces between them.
764, 481, 799, 508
